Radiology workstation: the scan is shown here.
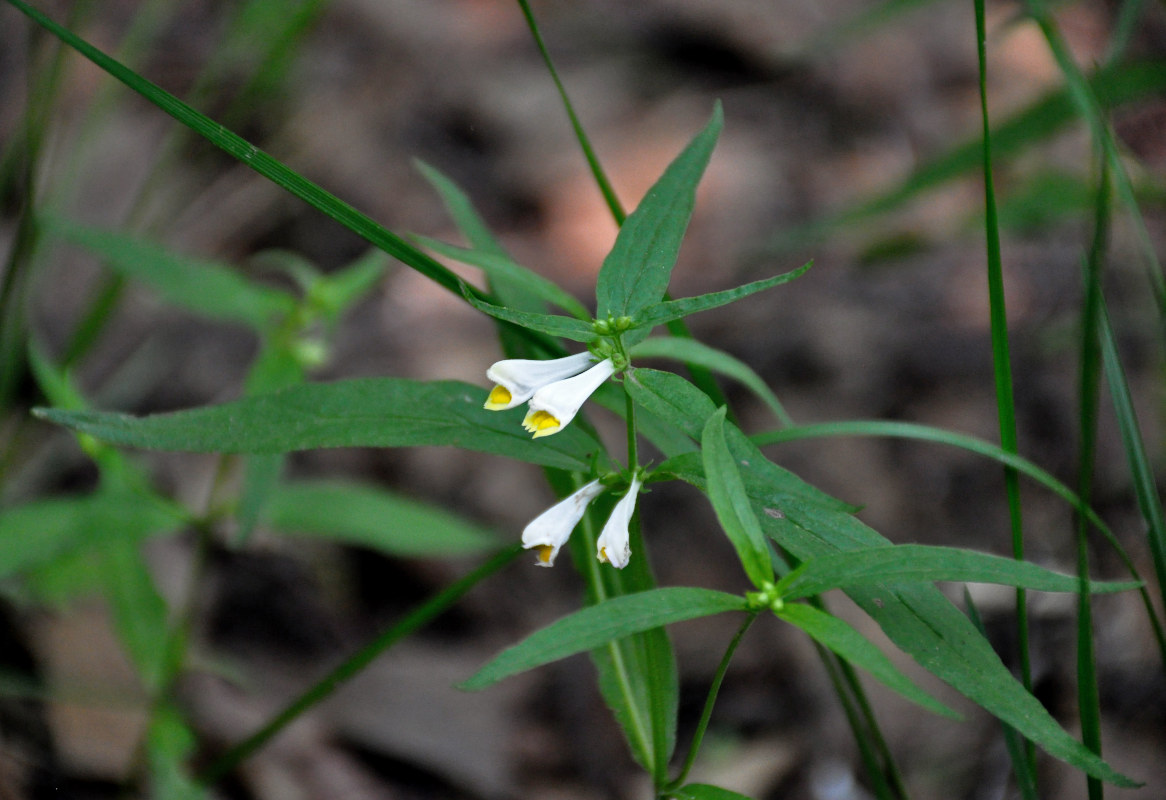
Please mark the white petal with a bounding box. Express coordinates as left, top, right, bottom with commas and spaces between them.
484, 352, 594, 410
521, 480, 605, 567
597, 475, 641, 569
523, 358, 616, 437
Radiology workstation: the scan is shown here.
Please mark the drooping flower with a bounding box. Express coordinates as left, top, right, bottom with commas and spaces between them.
596, 474, 642, 569
521, 479, 606, 567
522, 358, 617, 438
483, 352, 595, 411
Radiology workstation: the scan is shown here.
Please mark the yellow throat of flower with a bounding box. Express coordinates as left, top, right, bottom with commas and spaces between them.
537, 545, 554, 564
523, 410, 561, 438
483, 385, 513, 410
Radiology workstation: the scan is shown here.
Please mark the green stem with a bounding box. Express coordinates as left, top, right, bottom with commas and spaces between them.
197, 545, 522, 786
515, 0, 625, 225
668, 612, 757, 790
1075, 149, 1111, 800
974, 0, 1034, 773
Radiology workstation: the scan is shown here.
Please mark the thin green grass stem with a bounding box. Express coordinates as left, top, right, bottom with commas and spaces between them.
1022, 0, 1166, 314
667, 612, 758, 792
975, 0, 1034, 774
816, 641, 900, 800
515, 0, 625, 225
1075, 154, 1110, 800
197, 545, 522, 786
4, 0, 552, 346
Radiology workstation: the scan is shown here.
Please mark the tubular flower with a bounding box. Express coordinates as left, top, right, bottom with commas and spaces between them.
596, 474, 642, 569
522, 358, 617, 438
484, 352, 595, 411
521, 480, 606, 567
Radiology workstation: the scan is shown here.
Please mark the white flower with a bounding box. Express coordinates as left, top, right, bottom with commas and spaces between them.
522, 358, 616, 438
521, 480, 606, 567
484, 352, 595, 411
596, 474, 642, 569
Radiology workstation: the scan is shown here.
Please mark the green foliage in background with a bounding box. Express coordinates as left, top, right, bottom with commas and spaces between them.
2, 0, 1164, 798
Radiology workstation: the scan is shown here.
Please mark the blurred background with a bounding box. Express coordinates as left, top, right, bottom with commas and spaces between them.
2, 1, 1165, 798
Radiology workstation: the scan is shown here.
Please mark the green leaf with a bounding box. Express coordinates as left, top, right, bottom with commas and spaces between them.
778, 602, 957, 717
417, 234, 590, 319
50, 221, 295, 330
101, 536, 173, 691
596, 103, 723, 320
776, 544, 1140, 600
659, 418, 1138, 785
0, 490, 185, 580
626, 367, 717, 441
414, 159, 509, 256
669, 784, 756, 800
701, 407, 774, 588
264, 480, 497, 557
461, 587, 747, 690
633, 262, 812, 331
310, 249, 388, 320
631, 337, 791, 426
462, 287, 597, 342
33, 378, 602, 471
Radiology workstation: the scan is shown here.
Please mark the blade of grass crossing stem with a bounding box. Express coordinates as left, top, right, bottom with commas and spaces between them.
197, 545, 522, 786
1075, 154, 1110, 800
976, 0, 1035, 777
965, 588, 1039, 800
1097, 291, 1166, 648
515, 0, 732, 412
3, 0, 539, 335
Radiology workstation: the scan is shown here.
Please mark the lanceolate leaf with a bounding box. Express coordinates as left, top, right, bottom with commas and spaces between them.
419, 235, 590, 319
51, 221, 295, 330
701, 407, 774, 588
264, 480, 497, 557
778, 603, 957, 718
777, 544, 1140, 600
630, 337, 792, 426
645, 372, 1138, 787
461, 588, 747, 690
463, 288, 597, 342
0, 490, 186, 580
34, 379, 602, 471
596, 103, 723, 320
633, 261, 813, 331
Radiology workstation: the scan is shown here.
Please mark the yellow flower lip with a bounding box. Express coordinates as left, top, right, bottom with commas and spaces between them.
522, 409, 562, 437
483, 385, 513, 410
521, 358, 616, 438
482, 352, 595, 411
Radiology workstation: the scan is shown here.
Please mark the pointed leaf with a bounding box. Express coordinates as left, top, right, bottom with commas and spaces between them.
463, 287, 597, 342
50, 221, 295, 330
418, 234, 590, 319
596, 103, 723, 319
631, 337, 791, 426
701, 407, 774, 588
633, 261, 812, 330
778, 602, 957, 717
264, 480, 497, 557
34, 378, 602, 471
461, 587, 746, 690
777, 544, 1139, 599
